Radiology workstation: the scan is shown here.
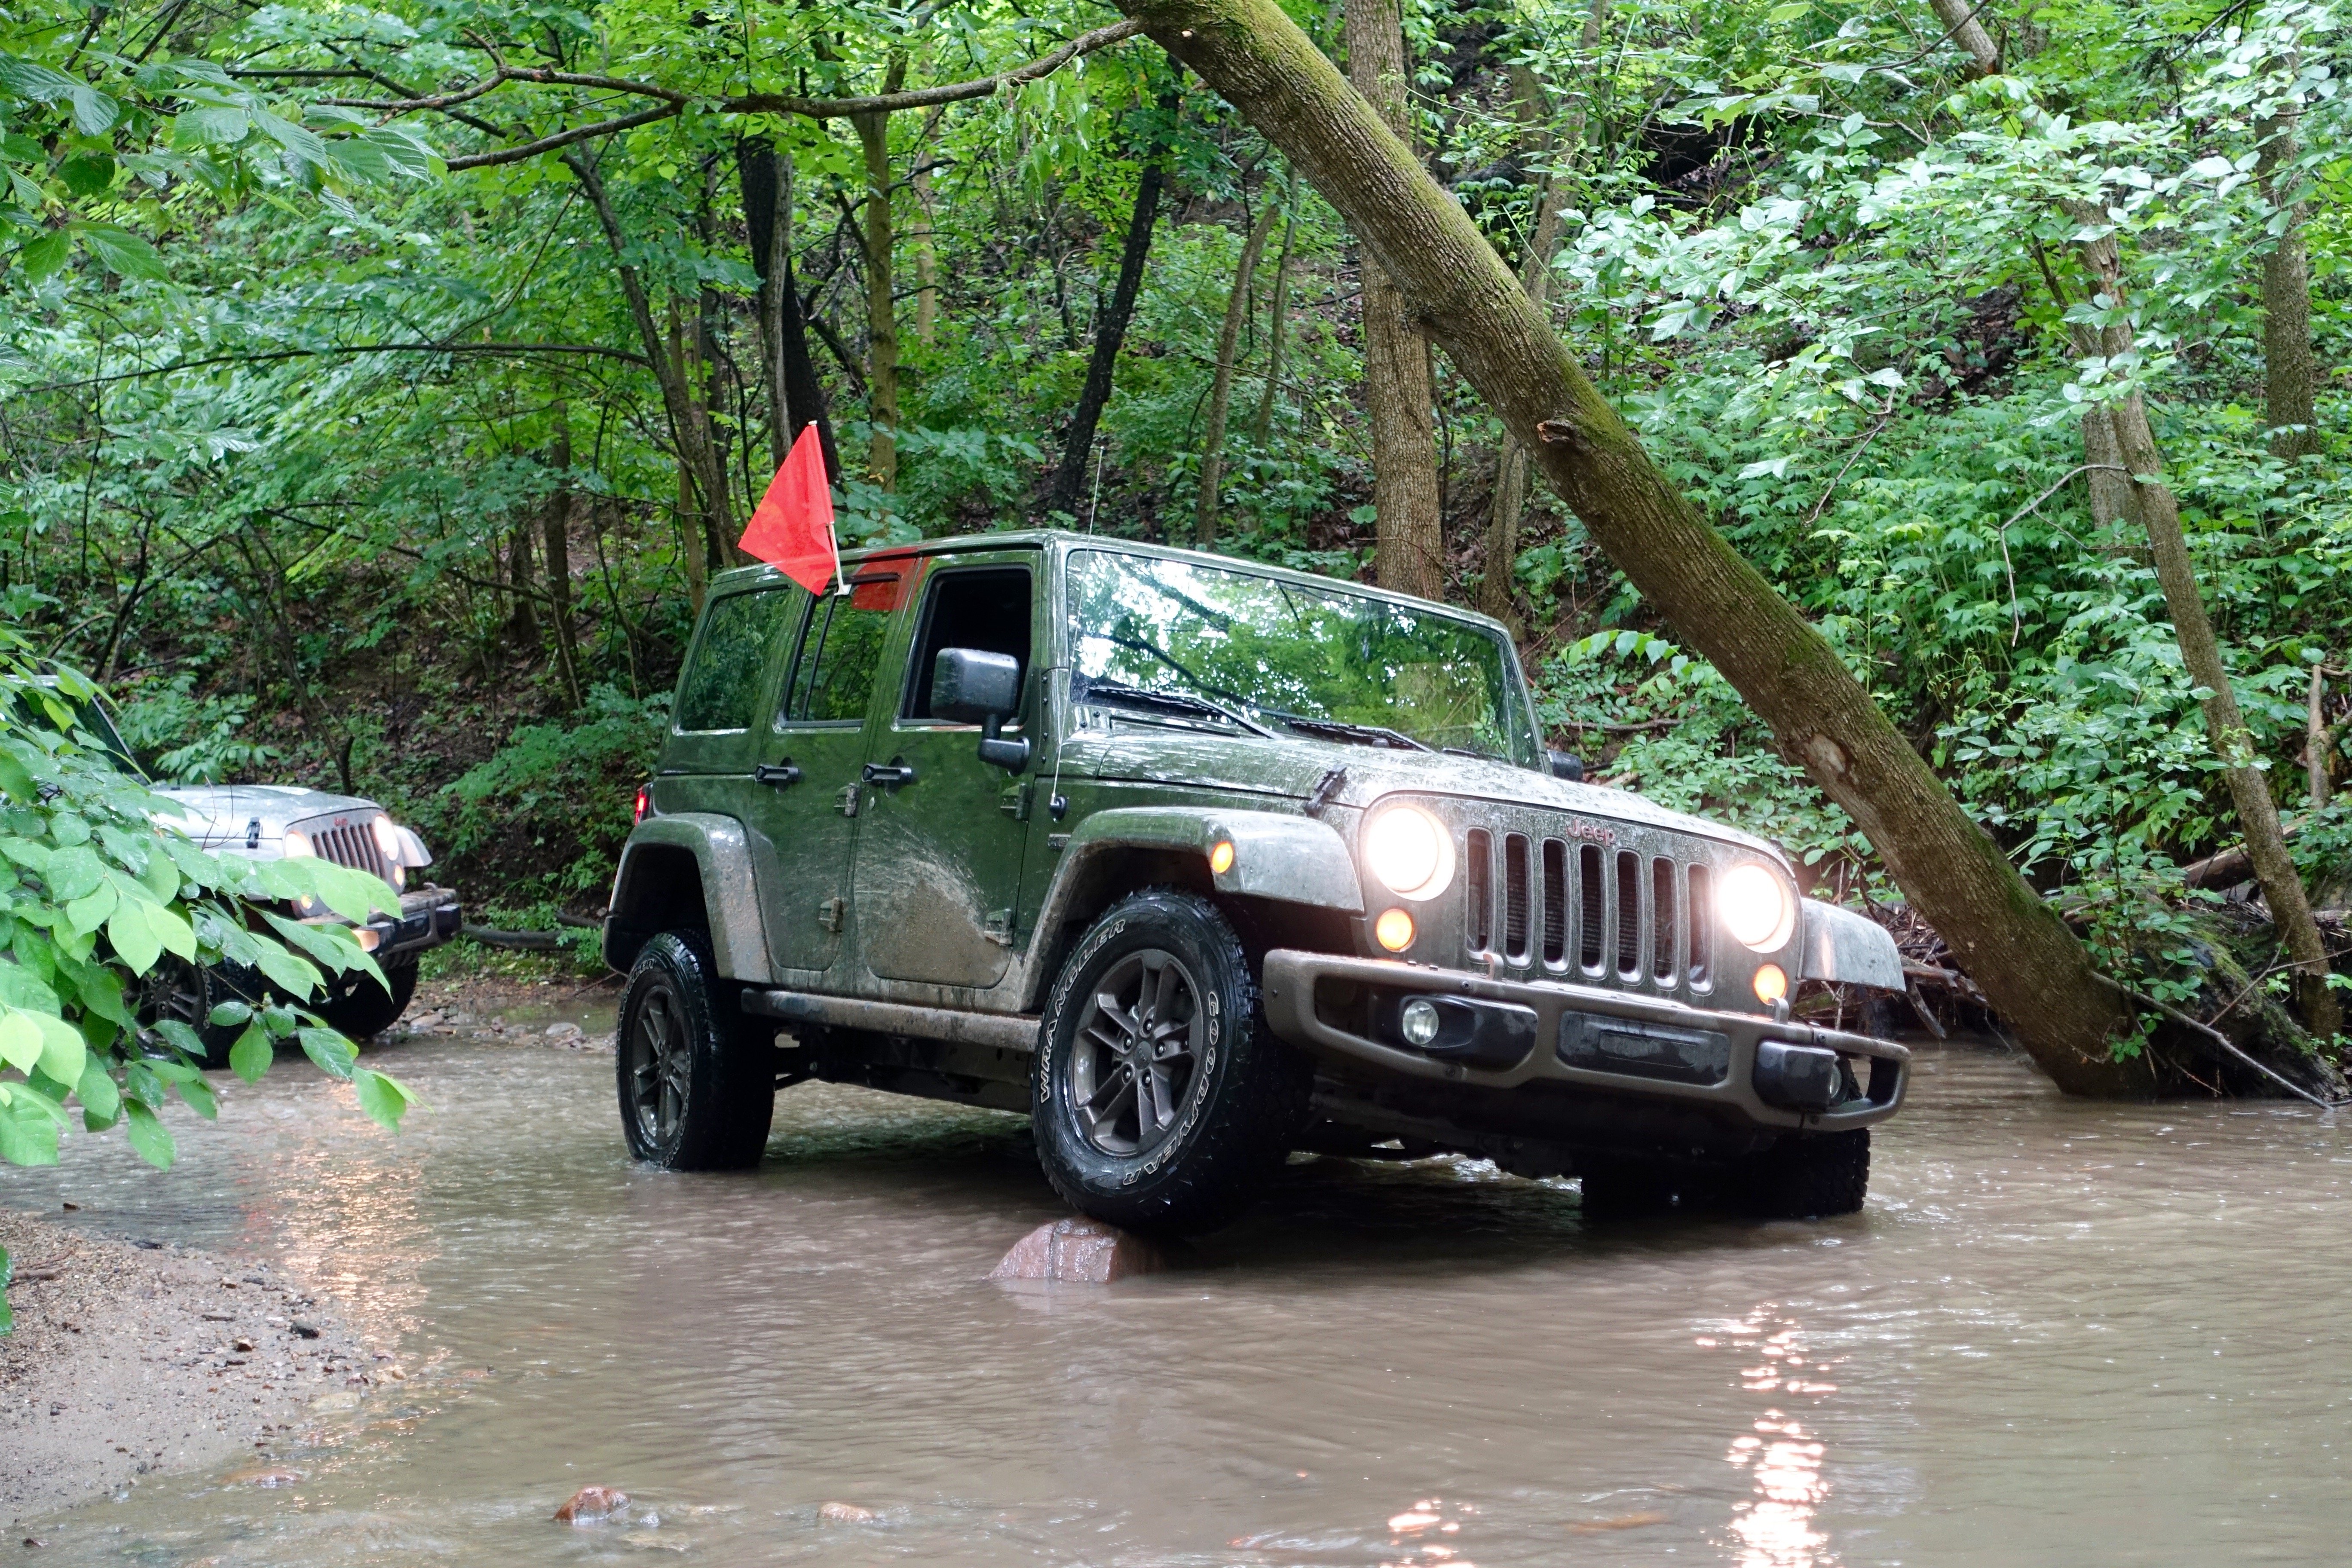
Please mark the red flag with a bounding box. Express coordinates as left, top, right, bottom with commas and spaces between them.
738, 424, 839, 595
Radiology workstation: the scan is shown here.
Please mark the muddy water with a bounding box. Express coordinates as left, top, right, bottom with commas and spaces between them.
8, 1003, 2352, 1566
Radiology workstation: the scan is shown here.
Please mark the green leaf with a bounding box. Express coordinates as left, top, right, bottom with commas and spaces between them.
251, 938, 319, 999
0, 1008, 41, 1072
0, 1097, 60, 1167
173, 1071, 218, 1120
147, 900, 195, 960
34, 1011, 84, 1087
352, 1066, 415, 1130
151, 1018, 203, 1059
251, 109, 330, 165
174, 105, 250, 145
227, 1021, 271, 1083
121, 1100, 175, 1170
76, 965, 126, 1024
0, 52, 78, 102
296, 1026, 355, 1080
65, 85, 119, 137
76, 1056, 120, 1129
64, 879, 117, 935
78, 225, 166, 282
45, 844, 103, 901
107, 898, 160, 973
207, 998, 252, 1029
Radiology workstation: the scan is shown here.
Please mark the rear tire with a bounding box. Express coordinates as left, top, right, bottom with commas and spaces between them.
616, 931, 775, 1170
315, 960, 419, 1040
1032, 888, 1308, 1235
1734, 1129, 1870, 1218
139, 960, 263, 1070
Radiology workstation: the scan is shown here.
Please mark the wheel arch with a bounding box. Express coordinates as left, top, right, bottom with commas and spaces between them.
1018, 806, 1363, 1011
603, 813, 773, 983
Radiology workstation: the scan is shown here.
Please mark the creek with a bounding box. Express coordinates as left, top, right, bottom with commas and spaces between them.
6, 996, 2351, 1565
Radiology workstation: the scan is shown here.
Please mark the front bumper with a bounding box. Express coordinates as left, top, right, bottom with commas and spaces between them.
358, 885, 463, 963
1260, 950, 1908, 1134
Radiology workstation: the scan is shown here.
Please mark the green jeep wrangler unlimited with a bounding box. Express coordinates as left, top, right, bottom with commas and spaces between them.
604, 532, 1911, 1232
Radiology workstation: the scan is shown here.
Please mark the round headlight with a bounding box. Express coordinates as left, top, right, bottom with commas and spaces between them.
1719, 863, 1795, 952
1361, 804, 1455, 901
370, 813, 404, 861
282, 827, 314, 859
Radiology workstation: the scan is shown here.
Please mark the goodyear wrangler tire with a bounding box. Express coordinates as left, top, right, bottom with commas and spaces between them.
1735, 1128, 1870, 1219
1033, 888, 1308, 1235
616, 931, 775, 1170
315, 959, 419, 1041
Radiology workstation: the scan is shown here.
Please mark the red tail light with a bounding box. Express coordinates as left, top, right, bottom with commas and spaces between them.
633, 784, 652, 824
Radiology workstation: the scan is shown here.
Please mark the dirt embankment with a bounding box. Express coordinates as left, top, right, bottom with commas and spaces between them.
0, 1210, 377, 1526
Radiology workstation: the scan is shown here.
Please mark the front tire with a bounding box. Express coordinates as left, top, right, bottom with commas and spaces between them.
315, 959, 419, 1040
1734, 1129, 1870, 1218
139, 960, 263, 1070
616, 931, 775, 1170
1032, 888, 1308, 1235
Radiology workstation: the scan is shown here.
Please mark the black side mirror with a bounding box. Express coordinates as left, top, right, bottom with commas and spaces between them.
933, 648, 1030, 771
1548, 749, 1585, 782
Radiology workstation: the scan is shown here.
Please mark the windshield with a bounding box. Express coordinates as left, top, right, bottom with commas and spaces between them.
1064, 549, 1537, 762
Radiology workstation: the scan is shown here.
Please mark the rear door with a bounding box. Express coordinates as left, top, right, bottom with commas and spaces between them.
745, 567, 906, 977
850, 550, 1041, 990
656, 580, 802, 823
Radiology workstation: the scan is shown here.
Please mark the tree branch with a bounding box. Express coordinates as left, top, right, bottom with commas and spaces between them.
10, 340, 649, 395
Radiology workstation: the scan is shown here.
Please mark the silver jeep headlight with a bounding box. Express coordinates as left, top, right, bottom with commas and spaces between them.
1720, 863, 1796, 952
1361, 803, 1455, 901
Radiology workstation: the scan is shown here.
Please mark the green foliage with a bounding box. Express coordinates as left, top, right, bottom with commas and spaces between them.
432, 686, 668, 901
0, 630, 413, 1228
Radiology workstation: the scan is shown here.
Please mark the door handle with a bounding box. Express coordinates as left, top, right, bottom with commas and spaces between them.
861, 761, 918, 787
753, 762, 801, 787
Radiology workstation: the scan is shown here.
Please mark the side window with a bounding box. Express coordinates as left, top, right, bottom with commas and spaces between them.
781, 587, 894, 726
903, 565, 1034, 721
675, 588, 795, 733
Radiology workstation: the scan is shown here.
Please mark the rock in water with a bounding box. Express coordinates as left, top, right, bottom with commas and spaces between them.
989, 1218, 1163, 1284
818, 1501, 877, 1523
554, 1486, 628, 1524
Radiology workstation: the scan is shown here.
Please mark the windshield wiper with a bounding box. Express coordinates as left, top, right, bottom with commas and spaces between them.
1077, 679, 1278, 738
1265, 711, 1431, 752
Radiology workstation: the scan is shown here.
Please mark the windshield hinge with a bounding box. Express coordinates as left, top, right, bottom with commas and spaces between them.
1304, 768, 1347, 818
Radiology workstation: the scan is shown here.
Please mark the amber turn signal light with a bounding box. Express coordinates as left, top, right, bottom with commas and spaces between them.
1208, 839, 1235, 875
1752, 962, 1789, 1005
1374, 907, 1415, 952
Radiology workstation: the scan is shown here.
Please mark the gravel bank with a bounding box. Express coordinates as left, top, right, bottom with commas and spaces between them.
0, 1209, 377, 1525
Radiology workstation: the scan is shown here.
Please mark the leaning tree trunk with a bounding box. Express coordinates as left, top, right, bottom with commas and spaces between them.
1342, 0, 1446, 601
2257, 78, 2318, 462
1927, 0, 2002, 77
1042, 150, 1170, 518
544, 400, 584, 708
1197, 197, 1281, 547
1251, 173, 1300, 450
1121, 0, 2158, 1095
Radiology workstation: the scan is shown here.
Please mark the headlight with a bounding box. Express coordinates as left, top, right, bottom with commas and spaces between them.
1719, 863, 1795, 951
282, 827, 314, 859
370, 813, 403, 861
1361, 803, 1455, 901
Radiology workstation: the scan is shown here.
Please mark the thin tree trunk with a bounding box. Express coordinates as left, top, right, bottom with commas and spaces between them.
677, 461, 706, 613
1344, 0, 1445, 600
1251, 172, 1300, 450
853, 54, 908, 490
913, 155, 940, 347
2065, 211, 2341, 1038
544, 400, 584, 708
2308, 662, 2334, 812
2257, 78, 2318, 462
1196, 198, 1282, 547
2079, 405, 2138, 531
1125, 0, 2155, 1095
1042, 151, 1170, 516
1481, 7, 1606, 628
507, 520, 538, 647
739, 141, 842, 482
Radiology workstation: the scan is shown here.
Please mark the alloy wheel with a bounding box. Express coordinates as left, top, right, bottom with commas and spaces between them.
1067, 947, 1201, 1158
627, 984, 691, 1151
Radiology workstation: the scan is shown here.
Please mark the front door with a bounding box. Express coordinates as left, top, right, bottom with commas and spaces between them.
851, 553, 1041, 990
746, 570, 903, 977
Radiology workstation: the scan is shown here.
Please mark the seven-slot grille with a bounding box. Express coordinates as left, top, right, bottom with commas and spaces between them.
1461, 822, 1715, 992
304, 818, 393, 882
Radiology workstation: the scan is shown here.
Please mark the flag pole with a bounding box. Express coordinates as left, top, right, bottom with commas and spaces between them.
814, 423, 849, 596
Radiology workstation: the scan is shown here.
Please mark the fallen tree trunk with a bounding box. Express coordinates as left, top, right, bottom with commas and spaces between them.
1121, 0, 2161, 1095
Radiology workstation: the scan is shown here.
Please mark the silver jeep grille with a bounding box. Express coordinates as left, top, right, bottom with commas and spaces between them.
1465, 828, 1713, 989
303, 818, 394, 883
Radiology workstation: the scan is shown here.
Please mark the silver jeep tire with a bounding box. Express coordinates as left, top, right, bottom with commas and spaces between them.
1032, 888, 1308, 1235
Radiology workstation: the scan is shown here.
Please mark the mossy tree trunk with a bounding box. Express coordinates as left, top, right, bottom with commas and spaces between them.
1196, 196, 1280, 547
1118, 0, 2159, 1094
2257, 77, 2318, 462
853, 54, 908, 491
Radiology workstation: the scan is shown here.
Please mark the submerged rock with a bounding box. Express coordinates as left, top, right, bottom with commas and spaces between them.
818, 1501, 877, 1523
554, 1485, 629, 1523
988, 1218, 1163, 1284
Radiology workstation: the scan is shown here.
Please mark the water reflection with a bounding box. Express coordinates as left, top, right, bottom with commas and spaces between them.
1709, 1307, 1838, 1566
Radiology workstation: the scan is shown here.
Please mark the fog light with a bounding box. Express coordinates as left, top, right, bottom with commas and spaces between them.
1752, 962, 1788, 1005
1374, 907, 1415, 951
1399, 996, 1441, 1047
355, 928, 382, 952
1208, 839, 1235, 875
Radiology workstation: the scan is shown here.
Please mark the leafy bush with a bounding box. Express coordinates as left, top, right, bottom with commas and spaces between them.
112, 673, 282, 784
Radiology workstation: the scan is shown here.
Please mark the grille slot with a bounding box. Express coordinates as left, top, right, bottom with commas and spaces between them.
1464, 829, 1493, 953
1614, 850, 1642, 978
1540, 839, 1568, 968
1686, 863, 1713, 987
1502, 834, 1531, 965
1577, 845, 1605, 971
1651, 857, 1678, 981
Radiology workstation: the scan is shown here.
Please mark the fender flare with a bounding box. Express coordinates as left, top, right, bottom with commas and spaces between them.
603, 813, 773, 983
1797, 897, 1904, 992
